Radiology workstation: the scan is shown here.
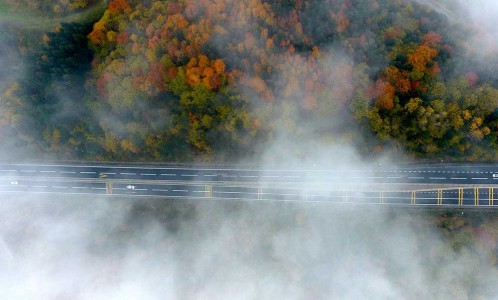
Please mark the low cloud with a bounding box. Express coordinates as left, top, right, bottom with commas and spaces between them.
1, 195, 497, 299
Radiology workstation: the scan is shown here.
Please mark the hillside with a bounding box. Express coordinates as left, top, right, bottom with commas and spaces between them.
0, 0, 498, 162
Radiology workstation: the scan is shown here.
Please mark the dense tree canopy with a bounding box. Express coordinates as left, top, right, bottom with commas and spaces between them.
1, 0, 498, 162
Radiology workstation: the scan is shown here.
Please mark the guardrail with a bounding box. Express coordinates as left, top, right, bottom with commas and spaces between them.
3, 175, 498, 207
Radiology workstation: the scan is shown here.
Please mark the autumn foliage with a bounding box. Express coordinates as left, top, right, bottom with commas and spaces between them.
0, 0, 488, 162
108, 0, 130, 14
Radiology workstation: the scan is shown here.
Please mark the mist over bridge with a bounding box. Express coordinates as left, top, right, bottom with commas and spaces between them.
1, 162, 498, 207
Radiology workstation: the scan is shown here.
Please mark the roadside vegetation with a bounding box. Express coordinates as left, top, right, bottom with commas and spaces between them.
1, 0, 498, 162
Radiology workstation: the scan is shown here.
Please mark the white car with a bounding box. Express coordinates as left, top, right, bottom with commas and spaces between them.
126, 185, 135, 190
493, 174, 498, 178
10, 181, 18, 185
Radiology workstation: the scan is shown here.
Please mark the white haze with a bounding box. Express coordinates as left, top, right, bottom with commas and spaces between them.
1, 1, 498, 299
414, 0, 498, 58
2, 195, 498, 299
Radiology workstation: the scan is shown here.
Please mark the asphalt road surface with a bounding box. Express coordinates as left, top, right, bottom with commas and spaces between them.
1, 163, 498, 206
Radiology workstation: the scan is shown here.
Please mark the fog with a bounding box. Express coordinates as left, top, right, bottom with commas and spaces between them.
1, 0, 498, 299
414, 0, 498, 58
2, 195, 498, 299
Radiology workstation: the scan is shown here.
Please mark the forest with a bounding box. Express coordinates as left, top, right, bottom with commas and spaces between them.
1, 0, 498, 162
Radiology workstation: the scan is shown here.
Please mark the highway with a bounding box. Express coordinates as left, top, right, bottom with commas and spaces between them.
1, 163, 498, 206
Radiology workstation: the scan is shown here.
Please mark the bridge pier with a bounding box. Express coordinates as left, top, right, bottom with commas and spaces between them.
411, 190, 416, 205
474, 187, 479, 206
380, 191, 384, 204
437, 189, 443, 205
458, 188, 463, 206
205, 185, 213, 198
489, 187, 494, 205
106, 182, 113, 194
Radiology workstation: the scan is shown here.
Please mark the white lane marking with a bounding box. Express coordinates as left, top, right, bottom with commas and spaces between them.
261, 193, 300, 197
141, 173, 156, 176
173, 189, 188, 192
429, 177, 446, 180
120, 172, 137, 175
80, 171, 96, 174
192, 190, 207, 193
91, 187, 106, 190
213, 191, 258, 195
161, 174, 176, 176
20, 170, 36, 173
451, 177, 466, 180
101, 172, 116, 175
471, 178, 487, 180
53, 186, 68, 189
240, 175, 257, 178
40, 170, 56, 173
408, 177, 425, 179
284, 175, 301, 178
203, 174, 217, 177
152, 189, 169, 192
387, 176, 403, 179
181, 174, 198, 177
60, 171, 76, 174
134, 188, 148, 191
32, 185, 48, 188
222, 175, 237, 178
71, 187, 87, 189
